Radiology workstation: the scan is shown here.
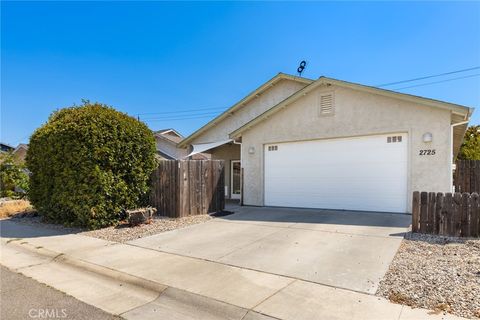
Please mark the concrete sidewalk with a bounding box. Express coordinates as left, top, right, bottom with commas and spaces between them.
0, 220, 464, 320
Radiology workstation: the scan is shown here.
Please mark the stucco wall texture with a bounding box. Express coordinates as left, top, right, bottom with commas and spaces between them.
241, 84, 452, 213
193, 79, 308, 143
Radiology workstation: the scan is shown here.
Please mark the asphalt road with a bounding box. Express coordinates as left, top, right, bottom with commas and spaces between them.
0, 266, 122, 320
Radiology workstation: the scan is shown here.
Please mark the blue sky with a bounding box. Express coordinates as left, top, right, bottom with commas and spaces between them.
2, 1, 480, 145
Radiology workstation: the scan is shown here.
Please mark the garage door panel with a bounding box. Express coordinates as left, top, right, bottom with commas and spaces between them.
264, 134, 407, 213
265, 193, 406, 212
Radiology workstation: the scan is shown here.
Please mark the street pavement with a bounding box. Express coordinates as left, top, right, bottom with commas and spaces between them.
1, 266, 122, 320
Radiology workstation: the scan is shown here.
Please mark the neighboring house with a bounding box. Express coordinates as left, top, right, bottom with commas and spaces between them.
12, 144, 28, 163
0, 143, 28, 163
154, 129, 186, 160
178, 73, 473, 213
0, 142, 14, 153
154, 129, 208, 160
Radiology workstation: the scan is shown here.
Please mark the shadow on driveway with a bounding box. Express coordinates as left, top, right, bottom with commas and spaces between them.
222, 204, 411, 230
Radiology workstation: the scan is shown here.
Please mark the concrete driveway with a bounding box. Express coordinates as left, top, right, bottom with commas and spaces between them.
129, 205, 411, 294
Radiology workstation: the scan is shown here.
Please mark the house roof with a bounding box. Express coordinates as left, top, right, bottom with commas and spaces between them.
228, 75, 473, 158
230, 76, 473, 139
13, 144, 28, 152
155, 128, 183, 138
0, 142, 15, 152
177, 73, 314, 148
154, 128, 184, 144
156, 149, 176, 160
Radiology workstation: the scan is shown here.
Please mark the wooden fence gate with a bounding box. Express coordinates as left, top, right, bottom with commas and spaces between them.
454, 160, 480, 193
149, 160, 225, 218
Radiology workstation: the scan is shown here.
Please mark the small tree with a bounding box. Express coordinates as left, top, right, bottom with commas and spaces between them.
0, 152, 29, 198
27, 101, 156, 229
458, 125, 480, 160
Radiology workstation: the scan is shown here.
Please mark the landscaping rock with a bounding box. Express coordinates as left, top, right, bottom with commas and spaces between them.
377, 232, 480, 319
127, 207, 157, 226
83, 214, 212, 242
9, 212, 212, 243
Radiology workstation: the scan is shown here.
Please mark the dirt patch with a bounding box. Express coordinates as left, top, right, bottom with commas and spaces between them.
377, 232, 480, 319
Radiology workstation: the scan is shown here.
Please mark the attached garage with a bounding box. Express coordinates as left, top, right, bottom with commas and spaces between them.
264, 133, 408, 213
181, 73, 472, 213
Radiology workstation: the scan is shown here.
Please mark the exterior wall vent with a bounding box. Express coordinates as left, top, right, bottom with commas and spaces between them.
387, 136, 403, 143
319, 93, 334, 116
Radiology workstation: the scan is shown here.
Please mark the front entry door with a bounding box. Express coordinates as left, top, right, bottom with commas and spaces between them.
231, 160, 241, 199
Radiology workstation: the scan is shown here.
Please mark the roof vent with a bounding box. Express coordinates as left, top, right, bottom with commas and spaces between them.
319, 93, 334, 116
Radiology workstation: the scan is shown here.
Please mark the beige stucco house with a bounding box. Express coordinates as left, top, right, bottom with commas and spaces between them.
154, 129, 209, 160
178, 73, 473, 213
154, 129, 187, 160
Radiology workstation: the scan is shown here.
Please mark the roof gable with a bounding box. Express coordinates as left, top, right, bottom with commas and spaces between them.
154, 128, 184, 144
178, 73, 313, 148
230, 76, 473, 139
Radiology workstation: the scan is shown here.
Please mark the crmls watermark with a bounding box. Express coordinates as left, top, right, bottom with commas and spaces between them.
28, 308, 68, 319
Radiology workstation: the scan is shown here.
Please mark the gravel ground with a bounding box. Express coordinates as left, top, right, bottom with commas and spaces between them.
377, 232, 480, 319
82, 215, 212, 242
7, 213, 212, 243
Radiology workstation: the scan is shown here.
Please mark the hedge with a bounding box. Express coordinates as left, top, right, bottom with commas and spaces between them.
27, 102, 157, 229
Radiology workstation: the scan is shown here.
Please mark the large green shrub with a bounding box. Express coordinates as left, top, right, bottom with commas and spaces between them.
27, 102, 156, 229
0, 152, 29, 198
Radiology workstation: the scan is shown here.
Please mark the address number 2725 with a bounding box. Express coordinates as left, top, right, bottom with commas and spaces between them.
419, 149, 436, 156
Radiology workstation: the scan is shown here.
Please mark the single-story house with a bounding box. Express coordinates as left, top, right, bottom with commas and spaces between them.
12, 144, 28, 163
0, 143, 28, 164
154, 128, 209, 160
178, 73, 473, 213
0, 142, 14, 153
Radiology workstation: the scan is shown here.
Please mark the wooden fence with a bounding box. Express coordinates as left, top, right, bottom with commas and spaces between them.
454, 160, 480, 193
149, 160, 225, 218
412, 191, 479, 237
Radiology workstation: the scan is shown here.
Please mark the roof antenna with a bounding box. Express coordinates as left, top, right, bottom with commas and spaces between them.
297, 60, 307, 77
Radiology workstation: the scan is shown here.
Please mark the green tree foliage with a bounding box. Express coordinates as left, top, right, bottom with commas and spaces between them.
27, 102, 157, 229
458, 125, 480, 160
0, 152, 29, 198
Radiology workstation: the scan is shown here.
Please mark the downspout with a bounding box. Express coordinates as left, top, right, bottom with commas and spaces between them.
233, 139, 243, 206
450, 120, 470, 192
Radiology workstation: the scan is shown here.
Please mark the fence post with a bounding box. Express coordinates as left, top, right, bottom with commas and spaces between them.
427, 192, 436, 233
471, 193, 480, 237
471, 161, 477, 193
442, 193, 453, 236
462, 193, 471, 237
412, 191, 420, 232
434, 192, 443, 235
452, 193, 462, 237
419, 192, 428, 234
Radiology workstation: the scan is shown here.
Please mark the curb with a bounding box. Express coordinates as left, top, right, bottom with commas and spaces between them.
5, 239, 167, 295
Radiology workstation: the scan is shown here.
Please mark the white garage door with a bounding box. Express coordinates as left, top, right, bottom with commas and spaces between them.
264, 133, 408, 213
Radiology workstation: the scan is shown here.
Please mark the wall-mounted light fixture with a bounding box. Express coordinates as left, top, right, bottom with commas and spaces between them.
423, 132, 433, 143
248, 146, 255, 154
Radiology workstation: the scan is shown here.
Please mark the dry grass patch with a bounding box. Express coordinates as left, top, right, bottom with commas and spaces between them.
0, 200, 34, 218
